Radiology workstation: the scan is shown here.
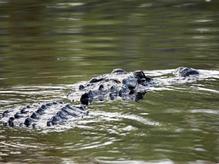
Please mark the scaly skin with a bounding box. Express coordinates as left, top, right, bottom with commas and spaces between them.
0, 67, 199, 129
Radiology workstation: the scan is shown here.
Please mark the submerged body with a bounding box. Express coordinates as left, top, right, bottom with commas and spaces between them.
0, 67, 200, 129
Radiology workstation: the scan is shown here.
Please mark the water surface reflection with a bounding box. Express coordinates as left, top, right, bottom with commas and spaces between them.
0, 0, 219, 163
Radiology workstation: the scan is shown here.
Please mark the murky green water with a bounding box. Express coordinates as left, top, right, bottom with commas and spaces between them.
0, 0, 219, 163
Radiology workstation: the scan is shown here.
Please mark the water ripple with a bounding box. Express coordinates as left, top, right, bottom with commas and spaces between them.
91, 111, 159, 127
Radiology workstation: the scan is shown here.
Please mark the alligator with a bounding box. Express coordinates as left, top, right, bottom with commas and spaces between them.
0, 67, 201, 129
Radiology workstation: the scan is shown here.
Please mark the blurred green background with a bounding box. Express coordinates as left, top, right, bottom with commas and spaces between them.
0, 0, 219, 86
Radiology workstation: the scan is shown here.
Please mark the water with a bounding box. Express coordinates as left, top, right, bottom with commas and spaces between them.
0, 0, 219, 163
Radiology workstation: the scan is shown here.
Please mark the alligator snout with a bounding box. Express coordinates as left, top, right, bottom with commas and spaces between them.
175, 67, 199, 77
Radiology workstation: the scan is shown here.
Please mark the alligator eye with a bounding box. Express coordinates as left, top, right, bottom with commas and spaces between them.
134, 70, 151, 83
111, 68, 126, 74
134, 70, 145, 78
89, 77, 104, 83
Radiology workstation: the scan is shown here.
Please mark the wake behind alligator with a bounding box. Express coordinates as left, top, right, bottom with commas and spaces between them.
0, 67, 218, 130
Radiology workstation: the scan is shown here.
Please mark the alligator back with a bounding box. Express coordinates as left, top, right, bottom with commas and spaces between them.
0, 101, 88, 129
0, 67, 204, 130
